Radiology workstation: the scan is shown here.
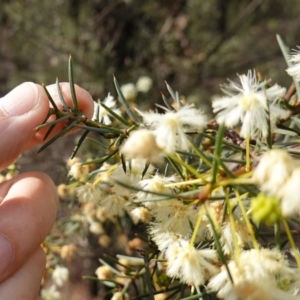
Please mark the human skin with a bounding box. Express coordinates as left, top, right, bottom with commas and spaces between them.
0, 82, 94, 299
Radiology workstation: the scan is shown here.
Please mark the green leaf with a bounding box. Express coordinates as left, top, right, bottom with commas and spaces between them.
42, 84, 59, 112
276, 34, 300, 100
211, 123, 225, 184
43, 123, 56, 141
121, 154, 126, 173
165, 81, 176, 101
113, 76, 139, 123
165, 81, 183, 109
68, 55, 79, 112
86, 137, 107, 149
115, 180, 176, 198
36, 115, 70, 131
143, 254, 155, 300
74, 124, 123, 135
205, 203, 233, 283
56, 78, 69, 111
142, 161, 151, 179
37, 121, 76, 153
71, 129, 90, 159
99, 100, 132, 126
166, 156, 185, 180
82, 148, 119, 165
161, 92, 175, 111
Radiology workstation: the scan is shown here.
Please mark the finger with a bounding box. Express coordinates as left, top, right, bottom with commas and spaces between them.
0, 171, 58, 283
0, 82, 94, 171
0, 83, 49, 171
0, 247, 45, 300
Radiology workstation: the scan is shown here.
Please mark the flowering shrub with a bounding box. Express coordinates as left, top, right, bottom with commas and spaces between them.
24, 36, 300, 298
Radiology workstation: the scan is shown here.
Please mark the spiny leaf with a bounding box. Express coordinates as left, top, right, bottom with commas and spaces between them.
99, 101, 132, 126
71, 129, 90, 159
56, 78, 69, 111
68, 55, 79, 112
42, 84, 59, 112
37, 121, 76, 153
161, 92, 175, 111
113, 76, 139, 123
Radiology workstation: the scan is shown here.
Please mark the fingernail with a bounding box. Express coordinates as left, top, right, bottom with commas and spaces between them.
0, 236, 13, 274
0, 82, 39, 117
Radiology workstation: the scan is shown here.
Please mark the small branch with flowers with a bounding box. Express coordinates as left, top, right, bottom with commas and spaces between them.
35, 35, 300, 299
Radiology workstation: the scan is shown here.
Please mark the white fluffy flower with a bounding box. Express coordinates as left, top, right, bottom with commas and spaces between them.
253, 149, 297, 195
93, 93, 121, 125
68, 162, 89, 180
278, 167, 300, 217
111, 292, 130, 300
136, 174, 178, 207
150, 200, 199, 236
52, 265, 69, 287
120, 129, 162, 162
137, 104, 207, 153
150, 231, 182, 252
165, 238, 219, 286
41, 285, 61, 300
76, 183, 102, 204
111, 159, 154, 186
88, 218, 104, 235
219, 220, 251, 255
213, 70, 287, 138
130, 207, 151, 224
225, 280, 300, 300
136, 76, 153, 93
95, 265, 114, 280
287, 47, 300, 81
95, 265, 116, 288
100, 193, 127, 218
208, 248, 299, 299
121, 83, 137, 101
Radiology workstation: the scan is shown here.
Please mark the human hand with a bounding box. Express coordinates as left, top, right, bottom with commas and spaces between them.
0, 82, 94, 299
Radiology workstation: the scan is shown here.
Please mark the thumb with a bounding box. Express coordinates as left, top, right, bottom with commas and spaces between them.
0, 82, 49, 171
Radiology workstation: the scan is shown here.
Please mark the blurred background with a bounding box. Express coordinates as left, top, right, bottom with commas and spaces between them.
1, 0, 300, 299
1, 0, 300, 106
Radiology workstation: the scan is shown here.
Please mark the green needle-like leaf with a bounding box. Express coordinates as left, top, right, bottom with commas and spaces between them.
115, 180, 176, 198
71, 129, 90, 159
36, 115, 70, 131
142, 161, 150, 179
43, 123, 56, 141
143, 254, 155, 300
56, 78, 69, 111
205, 203, 233, 283
68, 55, 79, 112
113, 76, 139, 123
277, 34, 300, 100
37, 121, 76, 153
211, 123, 225, 184
99, 101, 132, 126
166, 156, 185, 180
121, 154, 127, 173
82, 148, 119, 165
42, 84, 59, 112
161, 92, 175, 111
165, 81, 176, 101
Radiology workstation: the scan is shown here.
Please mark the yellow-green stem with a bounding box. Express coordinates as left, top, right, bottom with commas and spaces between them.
189, 142, 213, 168
168, 153, 209, 183
189, 206, 205, 247
245, 136, 251, 172
282, 218, 300, 268
235, 190, 259, 249
225, 190, 240, 259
